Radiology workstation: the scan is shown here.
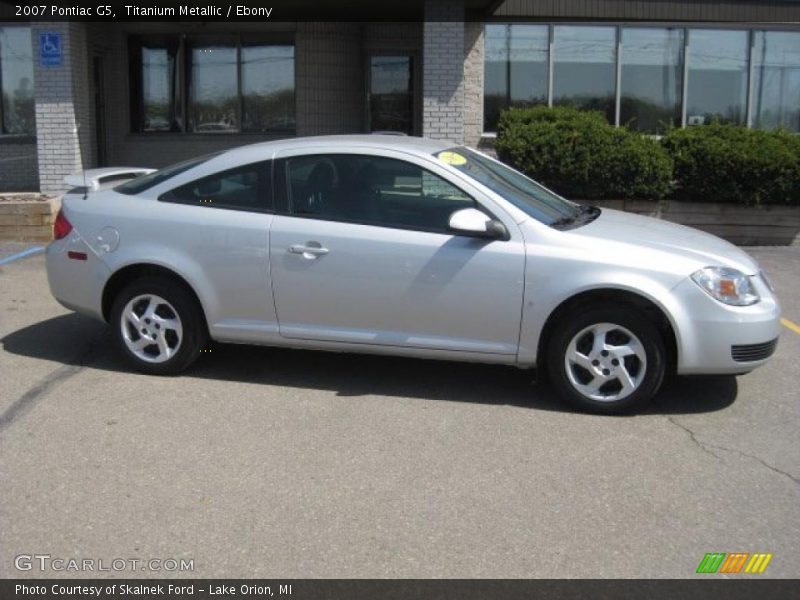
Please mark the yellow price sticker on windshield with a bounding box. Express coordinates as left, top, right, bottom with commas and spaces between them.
437, 151, 467, 166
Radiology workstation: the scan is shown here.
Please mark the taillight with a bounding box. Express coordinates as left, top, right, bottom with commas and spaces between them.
53, 209, 73, 240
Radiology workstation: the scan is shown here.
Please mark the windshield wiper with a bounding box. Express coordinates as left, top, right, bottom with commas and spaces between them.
579, 204, 601, 217
550, 205, 601, 230
550, 214, 578, 229
578, 204, 602, 223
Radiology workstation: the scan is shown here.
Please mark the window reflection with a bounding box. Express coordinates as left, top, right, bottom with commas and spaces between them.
509, 25, 548, 107
753, 31, 800, 132
484, 24, 548, 131
242, 44, 295, 133
553, 26, 616, 123
131, 36, 296, 134
686, 30, 749, 126
141, 44, 179, 132
0, 27, 34, 135
369, 55, 413, 134
620, 28, 684, 133
484, 24, 509, 132
189, 43, 238, 132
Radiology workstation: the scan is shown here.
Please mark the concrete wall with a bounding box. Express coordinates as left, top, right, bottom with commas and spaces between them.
31, 22, 93, 194
422, 0, 466, 143
463, 21, 485, 147
296, 23, 364, 136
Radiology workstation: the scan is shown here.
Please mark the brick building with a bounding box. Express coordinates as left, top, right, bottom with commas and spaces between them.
1, 0, 799, 193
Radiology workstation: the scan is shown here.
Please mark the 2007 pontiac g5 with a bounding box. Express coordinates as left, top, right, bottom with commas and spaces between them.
46, 135, 781, 413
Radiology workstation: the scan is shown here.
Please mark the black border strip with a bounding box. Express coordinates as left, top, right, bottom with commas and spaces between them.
2, 579, 800, 600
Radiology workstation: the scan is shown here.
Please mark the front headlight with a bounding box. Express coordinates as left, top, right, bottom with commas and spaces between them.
691, 267, 760, 306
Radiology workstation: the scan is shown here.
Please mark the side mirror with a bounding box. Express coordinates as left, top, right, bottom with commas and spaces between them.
448, 208, 508, 240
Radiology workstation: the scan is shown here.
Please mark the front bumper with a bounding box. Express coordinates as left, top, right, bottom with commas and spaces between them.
671, 275, 781, 375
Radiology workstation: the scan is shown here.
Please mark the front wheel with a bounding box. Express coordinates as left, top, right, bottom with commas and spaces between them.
546, 307, 666, 414
111, 276, 207, 375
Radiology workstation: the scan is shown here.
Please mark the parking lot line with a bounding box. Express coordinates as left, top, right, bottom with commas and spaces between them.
781, 317, 800, 336
0, 245, 45, 266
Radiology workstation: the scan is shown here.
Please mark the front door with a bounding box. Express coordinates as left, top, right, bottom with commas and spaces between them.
269, 151, 526, 356
369, 55, 414, 135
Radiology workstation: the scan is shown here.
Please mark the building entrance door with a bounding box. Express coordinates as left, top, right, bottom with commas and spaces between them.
368, 55, 414, 135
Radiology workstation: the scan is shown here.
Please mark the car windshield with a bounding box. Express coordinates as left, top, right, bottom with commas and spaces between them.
115, 153, 221, 195
434, 147, 584, 227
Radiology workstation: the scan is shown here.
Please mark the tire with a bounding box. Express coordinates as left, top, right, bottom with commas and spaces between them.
110, 276, 208, 375
546, 306, 666, 414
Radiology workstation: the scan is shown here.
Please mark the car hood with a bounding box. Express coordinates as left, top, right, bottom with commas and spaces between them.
567, 208, 760, 275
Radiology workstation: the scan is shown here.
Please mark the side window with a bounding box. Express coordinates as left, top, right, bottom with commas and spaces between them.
159, 162, 272, 213
286, 154, 475, 233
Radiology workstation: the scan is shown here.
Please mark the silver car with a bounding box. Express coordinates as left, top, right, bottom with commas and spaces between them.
46, 135, 781, 413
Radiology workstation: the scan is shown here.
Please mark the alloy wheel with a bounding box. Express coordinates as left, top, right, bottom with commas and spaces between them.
563, 322, 647, 402
119, 294, 183, 364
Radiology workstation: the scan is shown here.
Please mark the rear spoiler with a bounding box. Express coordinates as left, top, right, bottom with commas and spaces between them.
64, 167, 156, 191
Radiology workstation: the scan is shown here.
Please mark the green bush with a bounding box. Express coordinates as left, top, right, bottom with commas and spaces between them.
495, 106, 674, 200
662, 124, 800, 205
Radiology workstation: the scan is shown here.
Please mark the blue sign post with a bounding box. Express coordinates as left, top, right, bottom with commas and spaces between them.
39, 32, 62, 68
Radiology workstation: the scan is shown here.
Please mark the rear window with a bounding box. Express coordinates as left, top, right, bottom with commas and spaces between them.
115, 153, 220, 195
159, 162, 272, 213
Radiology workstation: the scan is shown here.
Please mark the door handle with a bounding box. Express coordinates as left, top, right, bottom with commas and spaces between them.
288, 244, 329, 258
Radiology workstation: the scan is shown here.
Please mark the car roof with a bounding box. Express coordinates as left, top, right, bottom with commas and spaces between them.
221, 134, 456, 163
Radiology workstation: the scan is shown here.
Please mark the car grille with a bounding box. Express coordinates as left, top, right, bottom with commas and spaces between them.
731, 338, 779, 363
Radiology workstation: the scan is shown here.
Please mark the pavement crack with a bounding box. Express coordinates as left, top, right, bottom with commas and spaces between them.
700, 439, 800, 487
0, 336, 102, 435
664, 415, 723, 461
663, 414, 800, 487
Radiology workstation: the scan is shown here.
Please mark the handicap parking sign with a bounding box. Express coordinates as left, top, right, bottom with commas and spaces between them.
39, 32, 62, 67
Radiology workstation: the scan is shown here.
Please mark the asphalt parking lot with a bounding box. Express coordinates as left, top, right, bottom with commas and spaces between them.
1, 243, 798, 579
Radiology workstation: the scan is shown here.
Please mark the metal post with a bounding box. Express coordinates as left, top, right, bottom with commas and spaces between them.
681, 29, 689, 128
547, 24, 554, 107
614, 26, 622, 127
745, 29, 755, 128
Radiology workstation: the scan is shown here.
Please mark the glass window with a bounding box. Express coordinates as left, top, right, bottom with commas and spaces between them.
553, 26, 617, 123
129, 36, 295, 134
159, 162, 272, 212
435, 148, 582, 227
242, 44, 295, 133
188, 42, 237, 132
484, 24, 510, 132
0, 27, 34, 135
484, 24, 548, 131
287, 155, 475, 233
752, 31, 800, 132
369, 55, 414, 134
509, 25, 549, 108
136, 39, 182, 132
686, 29, 749, 126
115, 153, 220, 195
620, 27, 684, 133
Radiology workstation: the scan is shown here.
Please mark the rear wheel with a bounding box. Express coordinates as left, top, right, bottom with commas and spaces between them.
546, 306, 666, 414
111, 276, 207, 375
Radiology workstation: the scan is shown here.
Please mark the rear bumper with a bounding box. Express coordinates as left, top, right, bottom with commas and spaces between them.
46, 235, 110, 321
672, 276, 781, 375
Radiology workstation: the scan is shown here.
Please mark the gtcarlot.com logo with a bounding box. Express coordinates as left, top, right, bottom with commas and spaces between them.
14, 554, 194, 573
696, 552, 773, 574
